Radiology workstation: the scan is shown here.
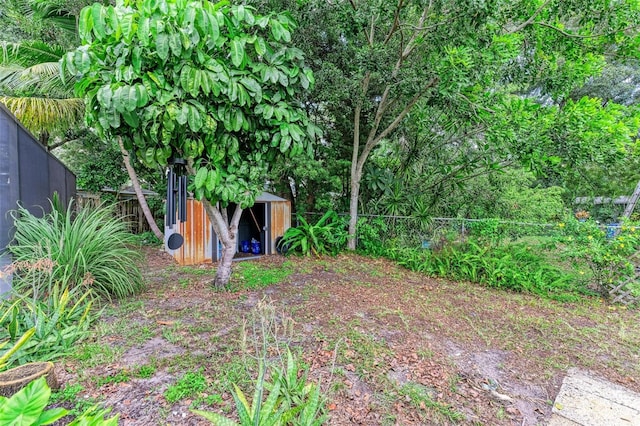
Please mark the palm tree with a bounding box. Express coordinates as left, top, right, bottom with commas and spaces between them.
0, 0, 84, 146
0, 40, 84, 146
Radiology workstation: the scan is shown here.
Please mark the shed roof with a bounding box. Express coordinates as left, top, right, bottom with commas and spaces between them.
256, 192, 288, 202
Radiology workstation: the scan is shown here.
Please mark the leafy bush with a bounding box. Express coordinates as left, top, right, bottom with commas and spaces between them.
279, 211, 347, 256
0, 283, 97, 370
192, 351, 325, 426
356, 217, 390, 255
552, 218, 640, 297
385, 238, 584, 302
0, 377, 118, 425
9, 201, 144, 299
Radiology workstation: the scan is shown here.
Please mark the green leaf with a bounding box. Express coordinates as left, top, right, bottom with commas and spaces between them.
73, 50, 92, 74
191, 409, 239, 426
132, 46, 142, 74
206, 169, 217, 191
169, 33, 182, 57
233, 109, 244, 132
137, 16, 150, 46
195, 167, 208, 189
156, 33, 169, 61
230, 38, 245, 67
91, 3, 106, 40
255, 37, 267, 56
176, 104, 188, 125
120, 14, 137, 43
263, 104, 274, 119
240, 77, 262, 101
0, 378, 60, 426
122, 111, 140, 128
279, 135, 292, 153
96, 86, 113, 109
194, 8, 209, 36
78, 7, 93, 43
270, 19, 285, 41
187, 106, 203, 132
135, 84, 149, 107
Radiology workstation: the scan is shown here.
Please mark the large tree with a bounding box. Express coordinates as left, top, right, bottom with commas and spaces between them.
63, 0, 319, 286
255, 0, 640, 248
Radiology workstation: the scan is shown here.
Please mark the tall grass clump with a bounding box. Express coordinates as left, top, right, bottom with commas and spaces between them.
9, 200, 143, 299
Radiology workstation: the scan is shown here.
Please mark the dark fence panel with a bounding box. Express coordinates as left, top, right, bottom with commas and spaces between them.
0, 104, 76, 293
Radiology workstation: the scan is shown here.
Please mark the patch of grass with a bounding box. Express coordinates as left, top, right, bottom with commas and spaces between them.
134, 364, 157, 379
50, 383, 99, 417
179, 266, 214, 277
72, 342, 121, 368
399, 382, 464, 423
229, 261, 295, 290
94, 370, 131, 387
193, 393, 224, 408
50, 383, 84, 404
342, 326, 393, 379
165, 370, 208, 403
161, 322, 183, 344
178, 277, 190, 288
164, 353, 211, 372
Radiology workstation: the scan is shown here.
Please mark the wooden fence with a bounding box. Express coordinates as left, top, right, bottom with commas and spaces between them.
76, 191, 163, 234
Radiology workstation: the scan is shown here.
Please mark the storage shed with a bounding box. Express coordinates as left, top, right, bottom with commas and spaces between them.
0, 103, 76, 295
165, 192, 291, 266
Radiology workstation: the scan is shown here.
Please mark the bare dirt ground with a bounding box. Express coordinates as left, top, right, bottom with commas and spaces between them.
53, 247, 640, 425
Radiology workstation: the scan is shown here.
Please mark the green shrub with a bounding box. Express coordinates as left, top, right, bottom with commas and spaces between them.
0, 377, 118, 425
9, 201, 144, 299
386, 238, 584, 302
279, 211, 347, 256
192, 350, 326, 426
553, 217, 640, 297
356, 217, 389, 255
0, 283, 97, 370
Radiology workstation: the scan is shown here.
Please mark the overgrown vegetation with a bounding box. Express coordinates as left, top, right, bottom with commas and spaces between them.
279, 211, 348, 257
355, 214, 640, 304
0, 377, 118, 425
9, 201, 144, 299
189, 299, 326, 425
0, 282, 96, 370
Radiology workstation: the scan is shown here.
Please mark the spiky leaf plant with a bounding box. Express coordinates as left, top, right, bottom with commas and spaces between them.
9, 200, 143, 300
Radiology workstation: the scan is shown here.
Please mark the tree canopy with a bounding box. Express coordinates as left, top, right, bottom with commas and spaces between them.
64, 0, 319, 285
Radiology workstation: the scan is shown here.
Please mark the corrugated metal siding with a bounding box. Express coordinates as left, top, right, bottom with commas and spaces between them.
270, 201, 290, 254
169, 200, 213, 265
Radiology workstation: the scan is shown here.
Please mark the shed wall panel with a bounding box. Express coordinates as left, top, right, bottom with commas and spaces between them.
269, 201, 290, 254
171, 200, 212, 265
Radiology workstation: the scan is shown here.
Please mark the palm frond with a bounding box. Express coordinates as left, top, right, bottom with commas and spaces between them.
0, 95, 84, 134
0, 61, 72, 96
1, 41, 66, 66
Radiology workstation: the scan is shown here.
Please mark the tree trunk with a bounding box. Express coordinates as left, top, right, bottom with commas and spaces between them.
116, 136, 164, 240
199, 197, 243, 288
214, 234, 237, 287
347, 172, 361, 250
